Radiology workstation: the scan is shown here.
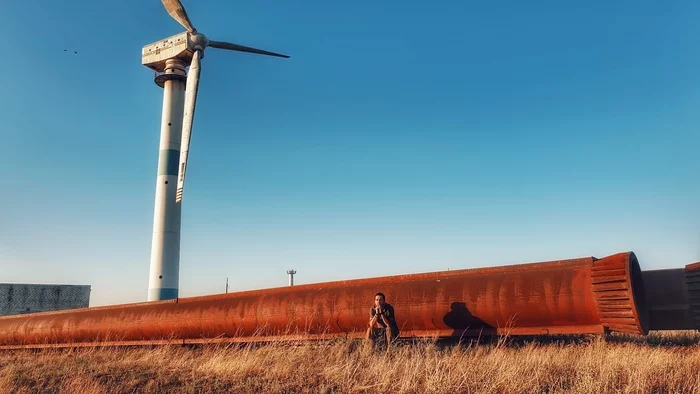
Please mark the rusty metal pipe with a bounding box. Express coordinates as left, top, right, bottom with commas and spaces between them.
0, 252, 650, 349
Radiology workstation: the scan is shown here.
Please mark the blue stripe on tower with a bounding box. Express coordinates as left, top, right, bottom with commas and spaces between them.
158, 149, 180, 176
148, 288, 178, 301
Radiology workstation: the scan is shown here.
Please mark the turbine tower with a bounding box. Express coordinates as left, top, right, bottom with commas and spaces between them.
142, 0, 289, 301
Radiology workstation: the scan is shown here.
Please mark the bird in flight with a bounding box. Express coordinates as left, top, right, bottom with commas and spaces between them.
64, 49, 78, 54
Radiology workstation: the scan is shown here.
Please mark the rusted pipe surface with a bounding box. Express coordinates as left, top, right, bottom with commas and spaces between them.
591, 252, 649, 335
0, 252, 649, 348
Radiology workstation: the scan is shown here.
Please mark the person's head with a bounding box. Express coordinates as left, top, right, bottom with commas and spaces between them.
374, 292, 386, 307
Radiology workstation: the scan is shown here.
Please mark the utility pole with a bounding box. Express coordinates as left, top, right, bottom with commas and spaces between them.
225, 277, 229, 293
287, 269, 297, 286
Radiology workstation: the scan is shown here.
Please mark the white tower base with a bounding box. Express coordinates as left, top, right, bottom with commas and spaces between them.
147, 59, 187, 301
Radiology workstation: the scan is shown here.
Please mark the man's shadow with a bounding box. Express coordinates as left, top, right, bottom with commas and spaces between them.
442, 302, 493, 337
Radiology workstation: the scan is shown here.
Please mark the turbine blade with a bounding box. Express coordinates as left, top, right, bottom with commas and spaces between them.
208, 40, 290, 58
176, 50, 202, 204
161, 0, 196, 33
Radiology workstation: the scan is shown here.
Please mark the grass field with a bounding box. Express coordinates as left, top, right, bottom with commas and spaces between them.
0, 331, 699, 393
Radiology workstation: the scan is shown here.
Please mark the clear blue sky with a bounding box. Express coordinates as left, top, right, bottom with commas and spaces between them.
1, 1, 699, 307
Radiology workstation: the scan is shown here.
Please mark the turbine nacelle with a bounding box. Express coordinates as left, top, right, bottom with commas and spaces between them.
142, 32, 208, 73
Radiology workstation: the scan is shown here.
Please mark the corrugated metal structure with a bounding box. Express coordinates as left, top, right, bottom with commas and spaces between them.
0, 284, 91, 317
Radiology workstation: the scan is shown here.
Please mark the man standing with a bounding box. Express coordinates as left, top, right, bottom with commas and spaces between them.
366, 292, 399, 350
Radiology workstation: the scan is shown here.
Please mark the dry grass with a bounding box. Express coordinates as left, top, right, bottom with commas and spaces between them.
0, 331, 699, 393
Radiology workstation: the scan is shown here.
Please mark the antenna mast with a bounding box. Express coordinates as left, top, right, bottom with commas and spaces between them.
286, 269, 296, 286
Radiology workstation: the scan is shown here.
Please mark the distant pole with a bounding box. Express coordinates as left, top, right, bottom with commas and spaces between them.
225, 277, 229, 293
287, 269, 296, 286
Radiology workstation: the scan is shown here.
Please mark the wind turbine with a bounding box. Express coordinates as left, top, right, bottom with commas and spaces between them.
142, 0, 289, 301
